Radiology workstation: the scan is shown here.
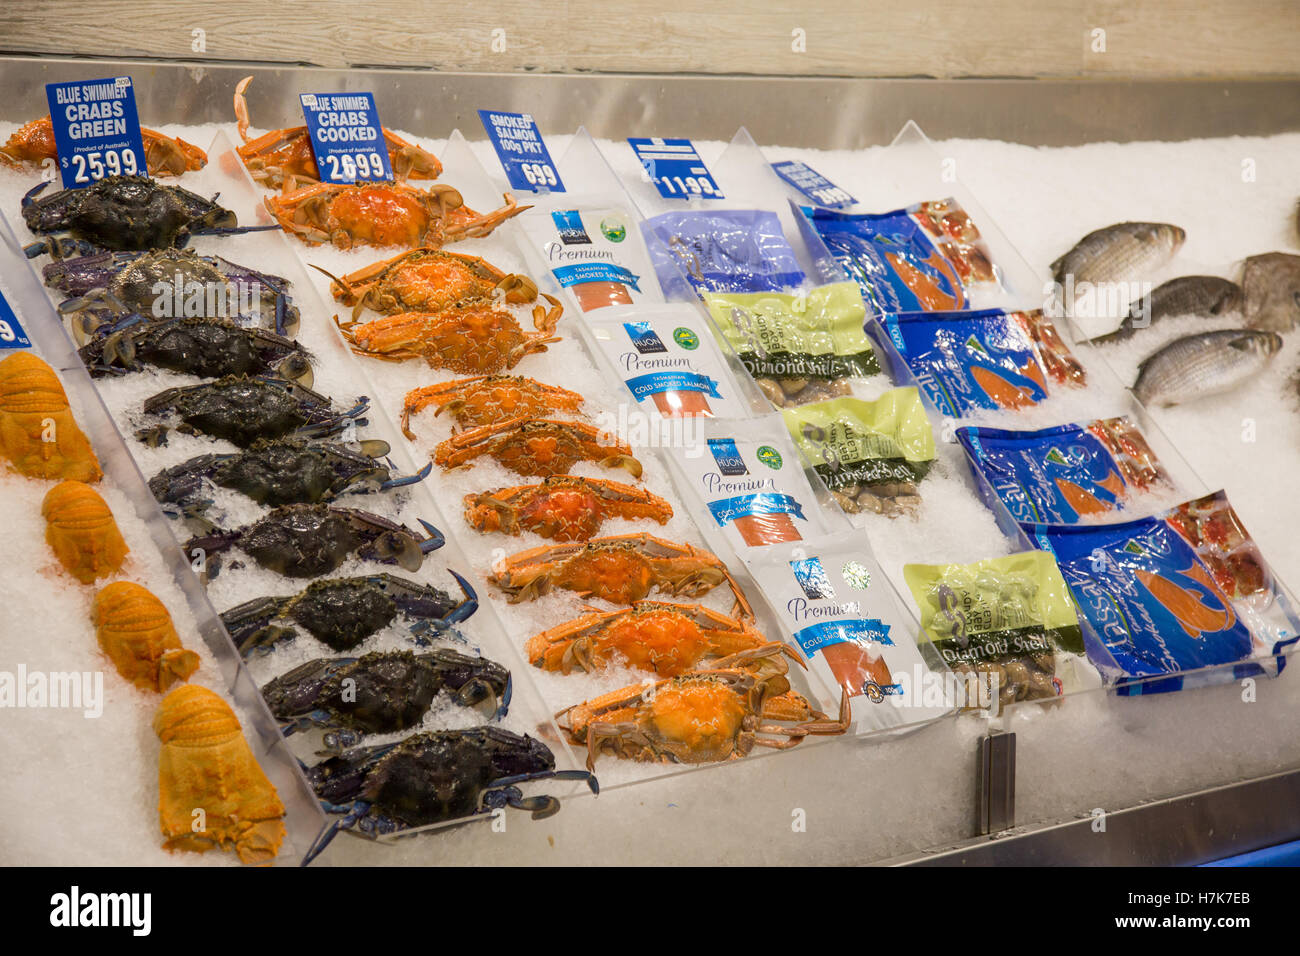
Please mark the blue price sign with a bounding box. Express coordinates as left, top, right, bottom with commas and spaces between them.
477, 110, 564, 193
44, 76, 148, 189
771, 160, 855, 208
627, 138, 724, 200
0, 289, 32, 350
299, 92, 393, 184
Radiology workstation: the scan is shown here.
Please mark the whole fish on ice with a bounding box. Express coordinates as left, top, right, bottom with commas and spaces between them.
1133, 329, 1283, 407
1242, 252, 1300, 332
1052, 222, 1185, 314
1090, 275, 1241, 344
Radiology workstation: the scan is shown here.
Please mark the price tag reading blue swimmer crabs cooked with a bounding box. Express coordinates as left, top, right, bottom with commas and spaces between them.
299, 92, 393, 184
0, 289, 33, 350
45, 77, 148, 189
771, 160, 855, 208
477, 111, 564, 193
627, 138, 724, 200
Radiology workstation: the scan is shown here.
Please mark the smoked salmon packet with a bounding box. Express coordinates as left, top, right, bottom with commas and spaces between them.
663, 416, 843, 554
879, 308, 1086, 418
748, 533, 954, 730
903, 552, 1095, 713
956, 416, 1169, 526
1024, 491, 1300, 696
782, 388, 936, 517
797, 198, 1004, 315
586, 306, 762, 420
642, 209, 807, 297
700, 282, 881, 409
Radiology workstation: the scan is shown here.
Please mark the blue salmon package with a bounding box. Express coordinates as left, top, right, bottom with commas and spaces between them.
957, 417, 1167, 525
880, 308, 1086, 418
642, 209, 806, 296
798, 198, 1000, 314
1025, 492, 1297, 695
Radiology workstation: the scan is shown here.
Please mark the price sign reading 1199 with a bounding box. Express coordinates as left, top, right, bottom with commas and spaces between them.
45, 76, 148, 190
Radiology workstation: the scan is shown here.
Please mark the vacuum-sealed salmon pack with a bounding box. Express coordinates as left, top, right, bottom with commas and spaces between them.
664, 416, 843, 553
799, 198, 1003, 314
521, 205, 664, 314
700, 282, 881, 408
748, 533, 953, 729
782, 388, 936, 517
642, 209, 807, 296
1025, 491, 1300, 695
956, 416, 1169, 525
880, 308, 1087, 418
585, 306, 759, 419
902, 552, 1093, 712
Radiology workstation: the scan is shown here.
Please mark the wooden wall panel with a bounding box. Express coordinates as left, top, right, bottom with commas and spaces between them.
2, 0, 1297, 78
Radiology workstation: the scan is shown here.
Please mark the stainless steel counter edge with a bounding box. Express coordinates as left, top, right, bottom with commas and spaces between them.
884, 766, 1300, 866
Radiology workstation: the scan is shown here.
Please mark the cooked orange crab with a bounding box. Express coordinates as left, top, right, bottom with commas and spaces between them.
465, 476, 673, 542
234, 75, 441, 188
0, 115, 207, 176
320, 249, 538, 319
491, 533, 752, 616
265, 180, 528, 250
557, 644, 852, 768
525, 601, 766, 676
402, 375, 585, 436
335, 295, 562, 373
434, 417, 640, 478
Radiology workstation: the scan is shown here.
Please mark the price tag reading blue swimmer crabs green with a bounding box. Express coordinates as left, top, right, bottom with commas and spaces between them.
45, 77, 148, 189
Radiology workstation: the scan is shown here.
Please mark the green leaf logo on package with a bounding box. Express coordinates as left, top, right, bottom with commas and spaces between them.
781, 388, 936, 498
702, 282, 879, 408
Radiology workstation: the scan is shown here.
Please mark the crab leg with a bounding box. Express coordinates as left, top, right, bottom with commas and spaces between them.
442, 193, 532, 242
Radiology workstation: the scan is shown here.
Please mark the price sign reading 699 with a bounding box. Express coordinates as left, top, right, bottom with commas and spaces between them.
45, 76, 148, 190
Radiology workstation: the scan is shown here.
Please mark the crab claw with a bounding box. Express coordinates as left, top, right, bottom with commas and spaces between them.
21, 181, 49, 207
379, 460, 432, 491
276, 352, 314, 389
417, 518, 446, 554
444, 569, 479, 625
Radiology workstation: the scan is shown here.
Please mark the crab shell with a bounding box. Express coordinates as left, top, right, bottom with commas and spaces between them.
264, 181, 527, 250
0, 115, 206, 176
324, 249, 538, 318
0, 353, 102, 483
464, 476, 674, 542
336, 295, 562, 374
525, 601, 767, 677
92, 582, 200, 693
557, 647, 849, 768
491, 534, 752, 615
402, 375, 585, 436
434, 417, 640, 478
154, 685, 286, 865
42, 481, 128, 584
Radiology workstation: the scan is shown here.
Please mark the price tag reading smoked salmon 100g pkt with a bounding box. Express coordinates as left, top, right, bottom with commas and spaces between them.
299, 92, 393, 185
771, 160, 856, 208
627, 138, 725, 200
44, 77, 148, 190
0, 289, 33, 350
477, 110, 565, 193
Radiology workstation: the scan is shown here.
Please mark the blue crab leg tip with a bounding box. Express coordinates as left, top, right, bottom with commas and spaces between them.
448, 568, 478, 603
493, 675, 514, 720
23, 242, 47, 259
417, 520, 446, 552
379, 460, 432, 490
21, 181, 49, 206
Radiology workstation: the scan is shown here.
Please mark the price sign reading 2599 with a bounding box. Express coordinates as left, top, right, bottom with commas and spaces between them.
299, 92, 394, 185
627, 138, 724, 201
45, 76, 148, 190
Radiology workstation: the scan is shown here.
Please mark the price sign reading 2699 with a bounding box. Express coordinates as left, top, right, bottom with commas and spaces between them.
299, 92, 394, 185
627, 138, 724, 201
45, 76, 148, 190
